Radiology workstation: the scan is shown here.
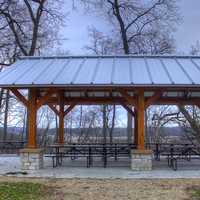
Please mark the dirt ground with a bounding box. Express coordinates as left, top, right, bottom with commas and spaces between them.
0, 176, 200, 200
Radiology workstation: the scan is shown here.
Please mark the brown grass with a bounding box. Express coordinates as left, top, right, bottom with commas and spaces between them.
0, 176, 200, 200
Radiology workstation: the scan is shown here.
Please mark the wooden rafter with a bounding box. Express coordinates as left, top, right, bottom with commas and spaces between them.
10, 88, 28, 107
64, 103, 76, 116
37, 89, 57, 109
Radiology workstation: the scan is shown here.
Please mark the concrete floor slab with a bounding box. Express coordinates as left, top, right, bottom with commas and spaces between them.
0, 155, 200, 179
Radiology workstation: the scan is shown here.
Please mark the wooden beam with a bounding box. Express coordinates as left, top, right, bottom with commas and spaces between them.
44, 95, 200, 106
47, 104, 59, 116
10, 88, 28, 107
136, 90, 145, 150
27, 88, 37, 148
64, 104, 76, 116
154, 97, 200, 105
120, 102, 135, 117
46, 97, 128, 105
145, 91, 162, 108
37, 89, 57, 109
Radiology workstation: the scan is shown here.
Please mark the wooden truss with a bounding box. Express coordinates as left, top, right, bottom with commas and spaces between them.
9, 87, 200, 150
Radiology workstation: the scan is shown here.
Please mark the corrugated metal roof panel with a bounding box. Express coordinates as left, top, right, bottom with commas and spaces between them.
131, 58, 151, 84
93, 58, 113, 84
53, 58, 81, 84
1, 55, 200, 87
162, 58, 192, 84
35, 59, 69, 84
113, 58, 131, 84
15, 59, 52, 84
146, 58, 171, 84
75, 58, 98, 84
177, 58, 200, 84
0, 59, 39, 85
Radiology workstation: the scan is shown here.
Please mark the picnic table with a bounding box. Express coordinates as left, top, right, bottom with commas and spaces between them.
147, 143, 200, 170
46, 143, 136, 168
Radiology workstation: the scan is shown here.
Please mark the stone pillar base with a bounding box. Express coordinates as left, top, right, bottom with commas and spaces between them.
20, 148, 44, 170
131, 149, 153, 171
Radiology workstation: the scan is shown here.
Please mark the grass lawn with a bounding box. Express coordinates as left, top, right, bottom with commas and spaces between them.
0, 182, 51, 200
189, 188, 200, 200
0, 177, 200, 200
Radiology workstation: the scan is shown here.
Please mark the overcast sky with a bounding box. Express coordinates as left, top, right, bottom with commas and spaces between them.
60, 0, 200, 55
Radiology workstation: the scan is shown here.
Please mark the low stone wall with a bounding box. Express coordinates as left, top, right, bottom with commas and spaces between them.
131, 149, 153, 171
20, 148, 44, 170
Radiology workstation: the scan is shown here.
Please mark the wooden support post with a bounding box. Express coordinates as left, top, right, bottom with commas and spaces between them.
136, 90, 145, 150
27, 88, 37, 148
134, 108, 138, 146
58, 91, 65, 144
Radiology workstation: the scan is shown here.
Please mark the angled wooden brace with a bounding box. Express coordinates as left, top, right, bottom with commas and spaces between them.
37, 89, 57, 109
120, 101, 135, 117
64, 103, 76, 116
47, 103, 59, 116
118, 89, 136, 106
10, 88, 28, 107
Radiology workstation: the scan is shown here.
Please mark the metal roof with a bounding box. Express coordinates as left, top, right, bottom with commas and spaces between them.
1, 55, 200, 87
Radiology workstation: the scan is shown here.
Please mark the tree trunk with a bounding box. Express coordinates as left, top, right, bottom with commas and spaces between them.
0, 88, 4, 111
113, 0, 130, 54
127, 113, 132, 143
102, 105, 107, 144
54, 115, 58, 143
3, 90, 9, 142
21, 108, 27, 141
179, 105, 200, 143
113, 1, 132, 140
145, 110, 149, 144
109, 105, 116, 144
40, 123, 50, 147
78, 106, 83, 143
69, 115, 73, 143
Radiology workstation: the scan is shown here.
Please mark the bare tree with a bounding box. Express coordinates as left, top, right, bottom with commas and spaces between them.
82, 0, 180, 140
85, 27, 117, 144
82, 0, 179, 54
85, 27, 121, 55
147, 106, 180, 143
3, 90, 9, 141
173, 44, 200, 144
177, 105, 200, 144
0, 0, 65, 57
0, 0, 66, 142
